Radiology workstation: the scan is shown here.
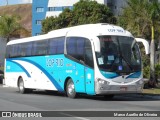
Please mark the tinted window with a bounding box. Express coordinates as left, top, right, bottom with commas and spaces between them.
48, 37, 64, 55
6, 37, 65, 58
10, 44, 21, 57
57, 38, 64, 54
32, 40, 48, 56
25, 42, 33, 56
6, 45, 11, 58
49, 39, 57, 55
84, 40, 94, 68
67, 37, 85, 61
66, 37, 94, 68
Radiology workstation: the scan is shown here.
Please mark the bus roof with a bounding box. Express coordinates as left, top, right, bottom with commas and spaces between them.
7, 23, 133, 45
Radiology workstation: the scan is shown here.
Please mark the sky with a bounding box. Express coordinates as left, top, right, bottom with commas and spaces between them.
0, 0, 32, 6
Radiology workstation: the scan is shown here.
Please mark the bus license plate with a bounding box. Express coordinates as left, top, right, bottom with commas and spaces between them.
120, 87, 127, 91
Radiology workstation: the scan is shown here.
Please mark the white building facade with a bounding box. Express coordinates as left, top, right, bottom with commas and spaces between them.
32, 0, 112, 36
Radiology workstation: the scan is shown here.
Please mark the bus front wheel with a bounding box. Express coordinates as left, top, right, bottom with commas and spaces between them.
66, 79, 77, 98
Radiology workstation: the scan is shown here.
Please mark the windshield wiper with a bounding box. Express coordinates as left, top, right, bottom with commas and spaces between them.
110, 53, 133, 72
120, 54, 133, 71
110, 38, 134, 72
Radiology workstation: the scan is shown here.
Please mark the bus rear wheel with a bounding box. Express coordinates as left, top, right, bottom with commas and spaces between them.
66, 79, 77, 98
18, 78, 29, 94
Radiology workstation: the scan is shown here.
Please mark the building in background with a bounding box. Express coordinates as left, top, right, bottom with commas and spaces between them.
32, 0, 127, 36
32, 0, 49, 36
107, 0, 127, 16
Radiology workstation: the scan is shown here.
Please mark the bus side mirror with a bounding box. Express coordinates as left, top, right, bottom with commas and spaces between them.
135, 38, 150, 55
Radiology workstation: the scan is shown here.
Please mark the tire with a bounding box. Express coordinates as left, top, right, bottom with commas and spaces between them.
66, 79, 77, 98
18, 78, 28, 94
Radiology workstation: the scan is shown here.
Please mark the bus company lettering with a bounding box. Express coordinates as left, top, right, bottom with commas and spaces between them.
46, 58, 63, 67
108, 29, 124, 33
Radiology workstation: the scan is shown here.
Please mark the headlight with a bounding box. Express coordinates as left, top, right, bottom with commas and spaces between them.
137, 79, 143, 85
138, 80, 144, 85
97, 78, 109, 85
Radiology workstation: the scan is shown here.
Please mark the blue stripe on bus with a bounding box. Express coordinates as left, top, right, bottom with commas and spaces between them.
101, 71, 141, 79
126, 71, 141, 79
15, 58, 63, 91
100, 71, 119, 79
7, 60, 31, 77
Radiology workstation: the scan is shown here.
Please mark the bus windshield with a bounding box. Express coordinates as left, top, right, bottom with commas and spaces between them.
96, 36, 141, 73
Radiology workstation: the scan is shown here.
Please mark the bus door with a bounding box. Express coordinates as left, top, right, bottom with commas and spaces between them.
66, 37, 86, 93
66, 37, 95, 95
84, 40, 95, 95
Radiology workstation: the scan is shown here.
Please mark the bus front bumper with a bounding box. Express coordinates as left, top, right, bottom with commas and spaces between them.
95, 82, 143, 95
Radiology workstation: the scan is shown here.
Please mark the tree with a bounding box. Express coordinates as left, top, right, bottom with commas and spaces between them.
57, 8, 74, 28
0, 15, 21, 42
146, 1, 160, 87
42, 8, 73, 33
118, 0, 149, 37
42, 16, 56, 34
118, 0, 160, 87
70, 0, 114, 26
42, 0, 115, 33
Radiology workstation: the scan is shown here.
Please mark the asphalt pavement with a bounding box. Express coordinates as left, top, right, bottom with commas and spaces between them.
0, 84, 160, 120
0, 84, 160, 100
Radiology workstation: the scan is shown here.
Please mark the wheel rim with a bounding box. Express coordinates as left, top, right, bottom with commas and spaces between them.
19, 80, 24, 91
68, 82, 74, 95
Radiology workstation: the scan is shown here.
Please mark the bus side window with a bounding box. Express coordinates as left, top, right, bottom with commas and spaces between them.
48, 37, 64, 55
11, 44, 19, 58
6, 45, 11, 58
25, 42, 33, 56
32, 40, 48, 56
66, 37, 76, 58
9, 45, 14, 58
84, 40, 94, 68
66, 37, 85, 62
49, 39, 57, 55
20, 43, 25, 57
77, 38, 85, 61
57, 37, 64, 54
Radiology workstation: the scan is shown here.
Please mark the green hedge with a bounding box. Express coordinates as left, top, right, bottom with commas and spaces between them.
143, 64, 160, 80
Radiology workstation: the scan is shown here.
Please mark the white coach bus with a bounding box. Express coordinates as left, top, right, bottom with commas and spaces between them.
4, 23, 149, 98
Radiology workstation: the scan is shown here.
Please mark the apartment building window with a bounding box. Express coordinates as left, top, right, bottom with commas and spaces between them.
48, 6, 73, 11
62, 6, 73, 10
36, 20, 42, 25
36, 7, 44, 12
36, 33, 41, 36
48, 7, 56, 11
